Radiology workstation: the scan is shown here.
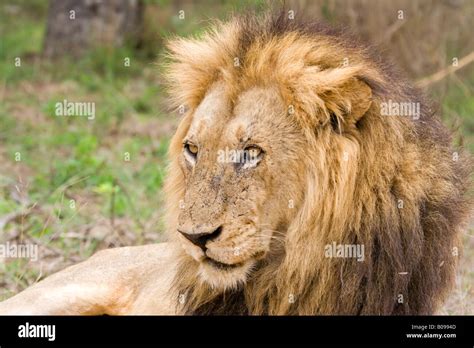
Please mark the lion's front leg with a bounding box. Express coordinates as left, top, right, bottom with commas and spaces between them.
0, 243, 178, 315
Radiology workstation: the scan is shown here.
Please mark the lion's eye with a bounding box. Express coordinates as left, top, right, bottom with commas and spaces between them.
184, 143, 198, 163
187, 143, 198, 155
246, 146, 261, 159
242, 145, 263, 169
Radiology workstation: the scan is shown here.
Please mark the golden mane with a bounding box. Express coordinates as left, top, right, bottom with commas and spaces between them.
162, 11, 472, 315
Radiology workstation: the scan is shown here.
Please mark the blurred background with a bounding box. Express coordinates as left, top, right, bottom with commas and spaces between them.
0, 0, 473, 313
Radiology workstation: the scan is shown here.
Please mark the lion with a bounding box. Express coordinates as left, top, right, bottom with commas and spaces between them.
0, 11, 471, 315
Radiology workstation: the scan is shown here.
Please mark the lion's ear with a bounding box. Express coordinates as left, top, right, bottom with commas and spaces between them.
344, 78, 373, 122
327, 77, 373, 133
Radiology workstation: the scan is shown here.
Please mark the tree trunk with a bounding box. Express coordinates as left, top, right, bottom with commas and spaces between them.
43, 0, 143, 59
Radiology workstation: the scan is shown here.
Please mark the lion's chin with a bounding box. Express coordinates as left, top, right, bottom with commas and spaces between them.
197, 258, 256, 290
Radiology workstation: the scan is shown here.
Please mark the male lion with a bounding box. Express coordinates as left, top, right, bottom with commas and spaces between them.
0, 11, 471, 315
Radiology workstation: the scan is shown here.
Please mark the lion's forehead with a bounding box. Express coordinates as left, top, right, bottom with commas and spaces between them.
189, 82, 229, 137
188, 84, 286, 144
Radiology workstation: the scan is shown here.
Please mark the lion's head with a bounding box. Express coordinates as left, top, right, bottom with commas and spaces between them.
162, 12, 471, 315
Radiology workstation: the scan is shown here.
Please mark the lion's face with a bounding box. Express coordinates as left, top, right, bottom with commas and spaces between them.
176, 82, 304, 289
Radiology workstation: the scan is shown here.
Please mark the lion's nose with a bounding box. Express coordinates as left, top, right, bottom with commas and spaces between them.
178, 226, 223, 251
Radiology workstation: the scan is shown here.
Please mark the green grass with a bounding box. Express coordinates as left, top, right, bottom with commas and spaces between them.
436, 71, 474, 153
0, 2, 176, 300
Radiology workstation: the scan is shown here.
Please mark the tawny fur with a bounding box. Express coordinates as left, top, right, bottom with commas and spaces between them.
163, 11, 472, 315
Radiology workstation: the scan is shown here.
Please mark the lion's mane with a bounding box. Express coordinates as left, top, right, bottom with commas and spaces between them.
162, 11, 472, 315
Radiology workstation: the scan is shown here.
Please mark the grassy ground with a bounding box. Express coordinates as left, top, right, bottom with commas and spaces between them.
0, 1, 178, 299
0, 1, 472, 313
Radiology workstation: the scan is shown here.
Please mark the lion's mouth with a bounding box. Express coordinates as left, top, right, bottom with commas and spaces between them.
204, 257, 243, 270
